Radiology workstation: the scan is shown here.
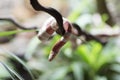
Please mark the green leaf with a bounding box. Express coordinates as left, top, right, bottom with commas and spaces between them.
76, 45, 90, 64
40, 66, 69, 80
90, 42, 102, 58
102, 14, 109, 22
75, 42, 103, 70
0, 49, 34, 80
71, 62, 83, 80
0, 64, 10, 78
89, 42, 102, 67
50, 66, 69, 80
0, 62, 24, 80
25, 36, 41, 60
0, 30, 36, 37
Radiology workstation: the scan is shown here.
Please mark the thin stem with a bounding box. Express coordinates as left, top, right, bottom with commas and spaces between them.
0, 18, 37, 30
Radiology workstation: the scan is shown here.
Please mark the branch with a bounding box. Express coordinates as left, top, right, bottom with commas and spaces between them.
95, 34, 120, 38
72, 23, 107, 45
0, 18, 37, 30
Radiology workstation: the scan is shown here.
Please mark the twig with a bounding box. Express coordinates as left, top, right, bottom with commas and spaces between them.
72, 23, 107, 45
95, 34, 120, 38
0, 18, 37, 30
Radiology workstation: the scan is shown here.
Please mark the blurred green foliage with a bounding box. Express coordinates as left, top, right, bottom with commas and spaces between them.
0, 0, 120, 80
